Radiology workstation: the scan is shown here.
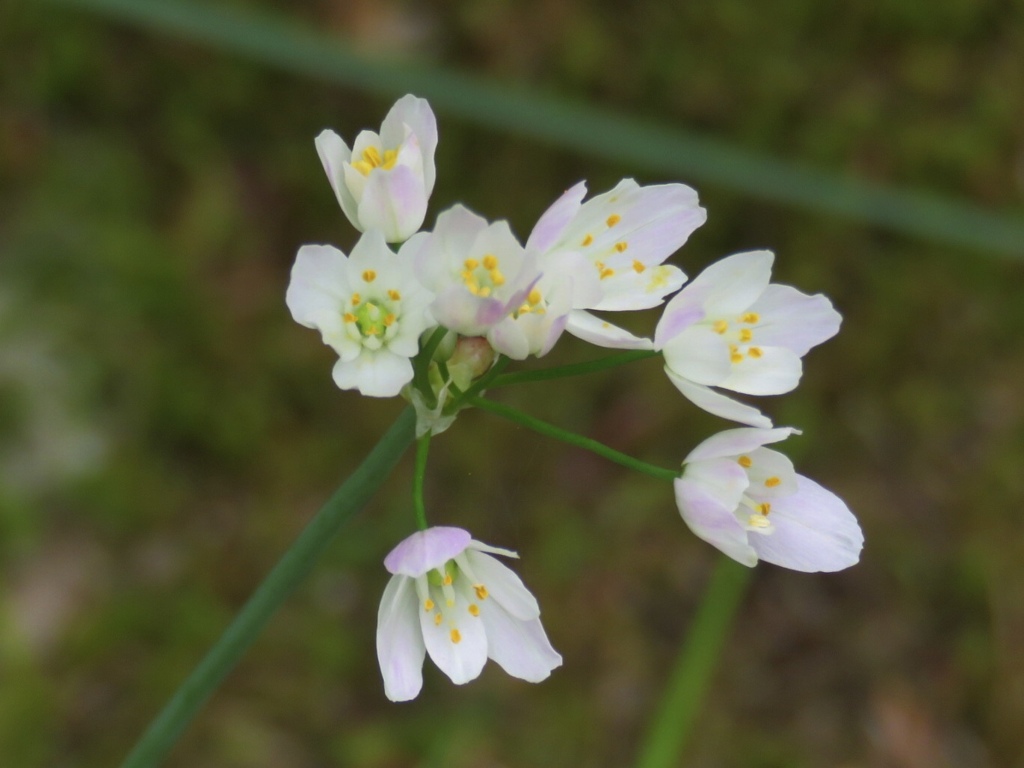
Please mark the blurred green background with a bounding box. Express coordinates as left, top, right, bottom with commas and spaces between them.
2, 0, 1024, 766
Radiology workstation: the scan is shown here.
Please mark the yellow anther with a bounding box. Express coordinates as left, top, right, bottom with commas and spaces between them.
383, 314, 396, 327
614, 242, 628, 253
434, 612, 443, 626
474, 585, 488, 600
363, 146, 382, 166
632, 260, 646, 273
362, 269, 377, 283
351, 293, 361, 306
380, 149, 398, 170
489, 269, 506, 286
464, 258, 480, 270
765, 476, 781, 487
387, 289, 401, 301
468, 604, 480, 617
748, 515, 772, 529
351, 160, 373, 175
442, 572, 453, 586
738, 455, 753, 468
759, 502, 772, 515
739, 328, 753, 342
730, 345, 744, 363
600, 267, 615, 279
424, 599, 434, 611
742, 312, 760, 324
517, 303, 532, 315
343, 312, 357, 323
478, 286, 492, 297
606, 214, 622, 227
581, 234, 594, 247
748, 347, 763, 358
527, 288, 543, 306
365, 325, 380, 336
483, 254, 499, 270
450, 629, 462, 644
713, 320, 729, 334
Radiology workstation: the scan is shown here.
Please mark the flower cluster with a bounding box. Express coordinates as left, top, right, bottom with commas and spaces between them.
288, 95, 863, 701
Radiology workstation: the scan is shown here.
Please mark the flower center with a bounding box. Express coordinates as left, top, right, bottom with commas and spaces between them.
515, 288, 546, 317
418, 559, 488, 645
351, 145, 398, 176
460, 254, 506, 298
343, 289, 401, 351
713, 313, 762, 363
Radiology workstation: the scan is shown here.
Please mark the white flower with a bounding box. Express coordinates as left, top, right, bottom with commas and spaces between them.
377, 526, 562, 702
654, 250, 841, 428
316, 94, 438, 242
286, 230, 434, 397
674, 427, 863, 571
407, 205, 540, 349
526, 179, 706, 350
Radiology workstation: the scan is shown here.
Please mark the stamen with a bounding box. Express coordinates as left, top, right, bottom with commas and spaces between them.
351, 293, 361, 306
363, 146, 382, 166
343, 313, 357, 323
383, 314, 396, 327
443, 571, 453, 586
632, 260, 646, 273
606, 214, 621, 227
482, 254, 499, 270
365, 325, 380, 336
742, 312, 760, 324
739, 328, 753, 342
362, 269, 377, 283
464, 258, 480, 270
387, 289, 401, 301
424, 599, 434, 611
527, 289, 542, 306
614, 242, 628, 253
474, 584, 488, 600
748, 347, 763, 358
748, 515, 772, 529
434, 612, 443, 626
759, 502, 772, 515
713, 320, 728, 334
738, 455, 753, 468
581, 234, 594, 247
765, 476, 781, 487
450, 629, 462, 644
729, 344, 743, 363
600, 267, 615, 279
468, 604, 480, 617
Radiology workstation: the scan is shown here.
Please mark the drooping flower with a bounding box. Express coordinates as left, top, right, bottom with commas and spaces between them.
526, 179, 707, 350
654, 250, 842, 428
316, 94, 438, 243
286, 230, 435, 397
674, 427, 862, 571
407, 205, 540, 350
377, 526, 562, 702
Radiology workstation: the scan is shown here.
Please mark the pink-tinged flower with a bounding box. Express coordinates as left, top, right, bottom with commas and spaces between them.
674, 427, 863, 571
655, 250, 842, 428
407, 205, 540, 347
526, 179, 706, 350
316, 94, 438, 242
286, 231, 434, 397
377, 527, 562, 702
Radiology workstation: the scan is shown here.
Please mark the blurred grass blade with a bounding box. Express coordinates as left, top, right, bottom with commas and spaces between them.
44, 0, 1024, 260
120, 408, 416, 768
636, 557, 751, 768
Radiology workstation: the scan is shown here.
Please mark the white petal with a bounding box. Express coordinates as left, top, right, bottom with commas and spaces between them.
479, 607, 562, 683
358, 163, 428, 243
719, 346, 803, 395
376, 575, 426, 701
564, 310, 654, 350
285, 244, 349, 331
314, 130, 359, 226
384, 527, 472, 577
591, 264, 687, 312
463, 550, 540, 621
379, 94, 438, 193
332, 349, 414, 397
750, 475, 863, 572
674, 474, 758, 567
661, 325, 731, 386
679, 456, 749, 514
419, 584, 488, 685
684, 427, 798, 463
687, 250, 774, 317
654, 290, 706, 350
527, 181, 587, 252
665, 369, 774, 428
742, 447, 798, 500
746, 284, 842, 356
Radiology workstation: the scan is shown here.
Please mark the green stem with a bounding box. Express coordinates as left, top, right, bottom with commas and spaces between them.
119, 408, 417, 768
489, 350, 658, 389
466, 396, 677, 482
635, 556, 752, 768
413, 434, 430, 530
412, 327, 450, 408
